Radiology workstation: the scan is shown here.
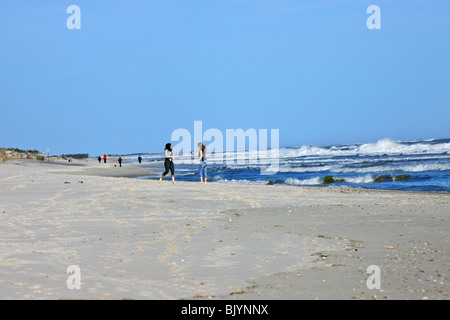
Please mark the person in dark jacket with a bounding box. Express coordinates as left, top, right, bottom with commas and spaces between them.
159, 143, 175, 184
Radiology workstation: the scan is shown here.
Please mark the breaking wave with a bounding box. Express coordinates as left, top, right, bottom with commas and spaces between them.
280, 138, 450, 158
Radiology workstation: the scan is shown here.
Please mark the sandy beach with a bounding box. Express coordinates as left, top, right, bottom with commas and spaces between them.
0, 158, 448, 300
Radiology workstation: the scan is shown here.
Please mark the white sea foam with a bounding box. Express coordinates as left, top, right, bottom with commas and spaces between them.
264, 165, 333, 173
215, 179, 267, 185
279, 138, 450, 158
285, 177, 322, 185
331, 162, 450, 174
399, 163, 450, 172
285, 175, 376, 186
344, 175, 375, 184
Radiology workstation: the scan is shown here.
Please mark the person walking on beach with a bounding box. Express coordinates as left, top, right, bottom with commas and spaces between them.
103, 154, 107, 163
138, 155, 142, 164
192, 142, 207, 184
118, 157, 122, 167
159, 143, 175, 184
98, 156, 101, 163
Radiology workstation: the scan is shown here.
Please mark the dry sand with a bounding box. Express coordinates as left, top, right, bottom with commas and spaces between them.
0, 158, 449, 300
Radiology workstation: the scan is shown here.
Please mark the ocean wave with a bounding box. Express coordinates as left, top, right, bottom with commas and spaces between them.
246, 161, 450, 174
280, 138, 450, 158
332, 162, 450, 174
284, 174, 414, 186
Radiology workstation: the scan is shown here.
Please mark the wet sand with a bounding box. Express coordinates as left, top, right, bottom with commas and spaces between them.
0, 159, 448, 300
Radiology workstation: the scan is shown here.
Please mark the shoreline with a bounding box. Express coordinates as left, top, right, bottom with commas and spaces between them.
0, 159, 449, 299
16, 157, 449, 196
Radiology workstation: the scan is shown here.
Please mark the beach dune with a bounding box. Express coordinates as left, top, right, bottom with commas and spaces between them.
0, 159, 448, 299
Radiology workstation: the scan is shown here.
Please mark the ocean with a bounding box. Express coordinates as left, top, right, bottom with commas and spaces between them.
124, 138, 450, 193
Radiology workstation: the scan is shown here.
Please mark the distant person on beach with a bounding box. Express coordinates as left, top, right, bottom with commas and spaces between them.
103, 154, 107, 163
159, 143, 175, 184
138, 155, 142, 164
98, 156, 101, 163
118, 157, 122, 167
192, 142, 207, 184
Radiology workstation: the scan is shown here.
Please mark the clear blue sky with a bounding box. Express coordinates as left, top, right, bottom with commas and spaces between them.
1, 0, 449, 155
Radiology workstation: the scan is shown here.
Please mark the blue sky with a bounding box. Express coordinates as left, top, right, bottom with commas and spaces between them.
1, 0, 449, 155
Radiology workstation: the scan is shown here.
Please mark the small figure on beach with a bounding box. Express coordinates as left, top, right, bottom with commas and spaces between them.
138, 155, 142, 164
159, 143, 175, 184
103, 154, 107, 163
118, 157, 122, 167
192, 142, 207, 184
98, 156, 101, 163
